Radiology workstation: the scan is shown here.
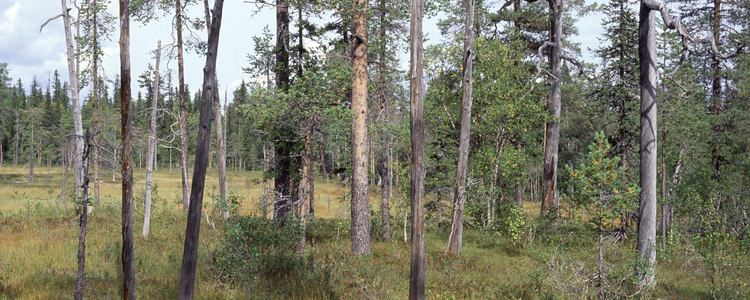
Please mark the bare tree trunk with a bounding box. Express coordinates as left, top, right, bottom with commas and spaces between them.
92, 0, 100, 206
350, 0, 370, 256
541, 0, 563, 214
178, 1, 224, 298
176, 0, 190, 212
143, 40, 161, 238
13, 111, 17, 168
377, 0, 391, 241
446, 0, 474, 255
74, 132, 91, 300
298, 120, 312, 255
514, 183, 525, 207
409, 0, 426, 296
119, 0, 136, 298
29, 114, 34, 182
59, 0, 85, 196
637, 2, 658, 288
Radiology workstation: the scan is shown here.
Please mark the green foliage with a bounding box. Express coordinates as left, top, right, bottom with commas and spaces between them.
491, 201, 529, 248
565, 131, 638, 231
212, 216, 335, 298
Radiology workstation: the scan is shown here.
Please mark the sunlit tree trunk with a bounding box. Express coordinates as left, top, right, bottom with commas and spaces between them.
350, 0, 370, 256
409, 0, 426, 296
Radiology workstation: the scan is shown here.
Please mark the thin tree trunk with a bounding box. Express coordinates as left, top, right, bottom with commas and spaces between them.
176, 0, 190, 212
409, 0, 426, 296
350, 0, 370, 256
377, 0, 391, 240
541, 0, 563, 213
446, 0, 474, 255
29, 114, 34, 182
178, 1, 224, 298
74, 132, 91, 300
93, 0, 100, 206
636, 2, 658, 288
59, 0, 85, 195
119, 0, 136, 298
143, 40, 161, 238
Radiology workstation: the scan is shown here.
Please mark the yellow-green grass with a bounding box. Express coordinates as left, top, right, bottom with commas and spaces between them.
1, 165, 747, 299
0, 164, 358, 218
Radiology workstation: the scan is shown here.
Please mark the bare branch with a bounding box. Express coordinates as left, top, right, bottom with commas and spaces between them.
644, 0, 746, 61
40, 11, 67, 33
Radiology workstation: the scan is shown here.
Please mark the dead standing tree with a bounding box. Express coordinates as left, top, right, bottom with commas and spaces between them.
445, 0, 475, 256
409, 0, 426, 297
119, 0, 136, 298
178, 0, 225, 298
636, 0, 745, 289
40, 1, 86, 196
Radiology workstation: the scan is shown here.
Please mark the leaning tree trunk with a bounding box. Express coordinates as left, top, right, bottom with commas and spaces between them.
178, 1, 224, 298
203, 0, 228, 220
60, 0, 85, 195
541, 0, 563, 213
119, 0, 136, 298
143, 40, 161, 238
409, 0, 426, 297
446, 0, 475, 255
350, 0, 371, 256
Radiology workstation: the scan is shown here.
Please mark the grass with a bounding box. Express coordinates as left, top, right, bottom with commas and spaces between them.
0, 165, 748, 299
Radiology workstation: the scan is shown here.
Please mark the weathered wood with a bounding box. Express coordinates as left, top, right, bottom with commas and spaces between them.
74, 131, 91, 300
637, 2, 657, 288
178, 1, 224, 298
56, 0, 85, 195
143, 40, 161, 238
350, 0, 370, 256
446, 0, 475, 255
119, 0, 136, 298
541, 0, 563, 213
92, 0, 100, 206
409, 0, 426, 297
273, 0, 292, 222
176, 0, 190, 211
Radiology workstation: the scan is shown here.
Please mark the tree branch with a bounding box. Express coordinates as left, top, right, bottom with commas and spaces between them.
40, 10, 68, 33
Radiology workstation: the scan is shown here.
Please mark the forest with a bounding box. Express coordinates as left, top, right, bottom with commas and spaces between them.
0, 0, 749, 298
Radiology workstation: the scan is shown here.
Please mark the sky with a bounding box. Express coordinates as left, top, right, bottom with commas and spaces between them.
1, 0, 606, 102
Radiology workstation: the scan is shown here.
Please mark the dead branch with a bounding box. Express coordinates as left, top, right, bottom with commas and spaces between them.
40, 10, 68, 33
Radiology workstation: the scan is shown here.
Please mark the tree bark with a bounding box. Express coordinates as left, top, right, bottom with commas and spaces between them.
541, 0, 563, 213
205, 0, 228, 220
377, 0, 390, 241
176, 0, 190, 212
273, 0, 293, 223
637, 2, 658, 288
409, 0, 426, 297
119, 0, 136, 298
74, 132, 91, 300
92, 0, 100, 206
143, 40, 161, 238
60, 0, 85, 196
350, 0, 370, 256
178, 1, 224, 298
446, 0, 474, 255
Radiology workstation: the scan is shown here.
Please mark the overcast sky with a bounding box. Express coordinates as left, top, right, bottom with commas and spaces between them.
1, 0, 605, 102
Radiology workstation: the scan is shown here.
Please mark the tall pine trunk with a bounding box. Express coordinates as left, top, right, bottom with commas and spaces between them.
176, 0, 190, 211
119, 0, 136, 297
350, 0, 370, 256
637, 2, 658, 288
273, 0, 292, 222
409, 0, 426, 296
92, 0, 100, 206
541, 0, 563, 213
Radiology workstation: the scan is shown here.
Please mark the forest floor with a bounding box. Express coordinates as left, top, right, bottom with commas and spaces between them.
0, 165, 748, 299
